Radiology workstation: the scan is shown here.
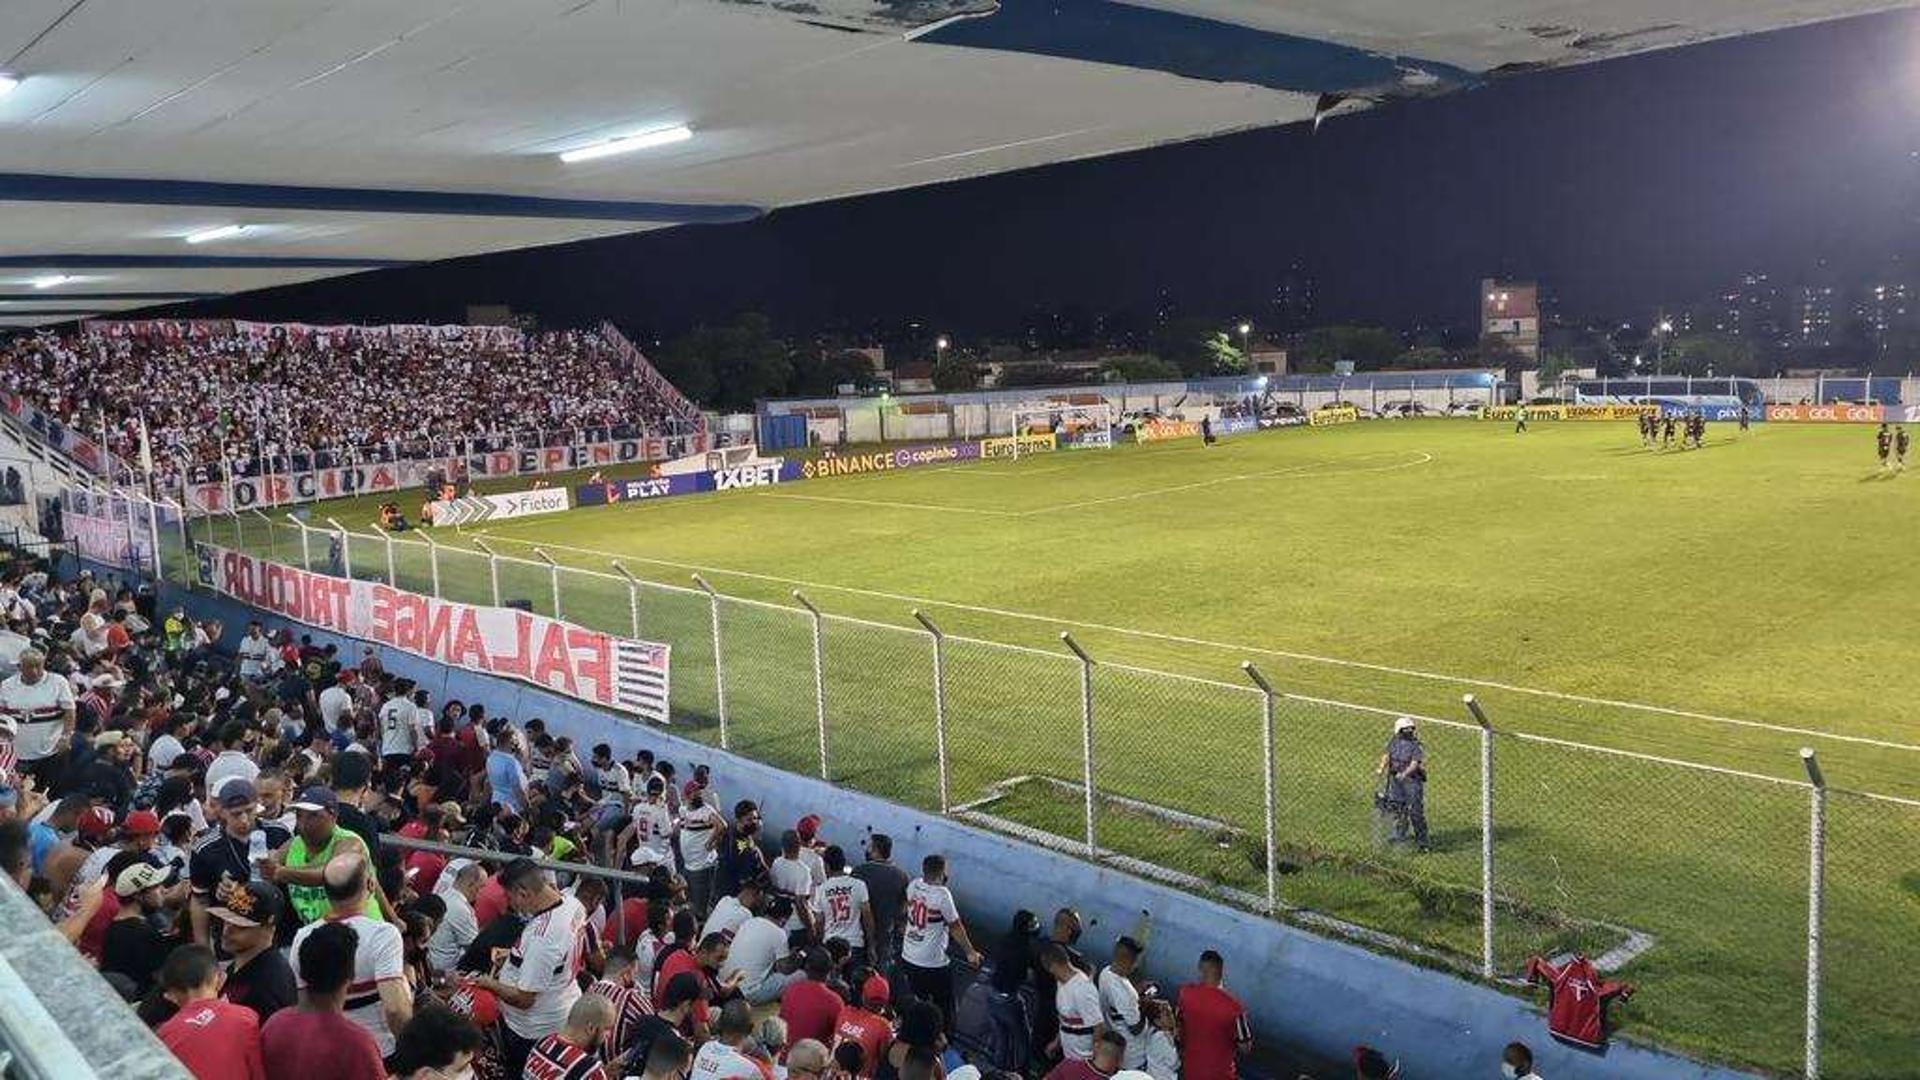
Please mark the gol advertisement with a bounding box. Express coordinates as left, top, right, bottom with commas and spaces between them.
1309, 405, 1361, 427
981, 433, 1058, 459
1766, 403, 1888, 424
1135, 420, 1202, 442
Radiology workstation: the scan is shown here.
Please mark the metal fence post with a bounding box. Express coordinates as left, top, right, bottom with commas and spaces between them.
286, 514, 310, 571
1801, 748, 1826, 1080
229, 507, 245, 550
420, 532, 441, 597
692, 574, 728, 748
914, 610, 951, 813
533, 548, 561, 617
611, 561, 642, 638
1060, 632, 1097, 858
383, 528, 397, 586
1464, 694, 1496, 980
324, 518, 351, 578
251, 509, 278, 563
473, 540, 501, 607
142, 497, 162, 579
793, 591, 829, 781
166, 498, 189, 583
1242, 662, 1279, 915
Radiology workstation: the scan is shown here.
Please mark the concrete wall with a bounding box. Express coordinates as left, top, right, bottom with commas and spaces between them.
158, 576, 1755, 1080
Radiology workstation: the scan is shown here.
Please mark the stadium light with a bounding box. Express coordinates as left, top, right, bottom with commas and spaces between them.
0, 74, 18, 98
1256, 375, 1270, 388
1658, 319, 1673, 334
30, 274, 71, 290
1237, 322, 1251, 335
936, 336, 950, 351
557, 124, 693, 163
185, 224, 247, 244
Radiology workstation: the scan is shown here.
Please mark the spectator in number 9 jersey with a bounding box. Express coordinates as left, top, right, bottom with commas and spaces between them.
899, 854, 981, 1034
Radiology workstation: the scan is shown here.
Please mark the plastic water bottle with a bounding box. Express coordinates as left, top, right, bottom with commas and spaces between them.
248, 830, 268, 878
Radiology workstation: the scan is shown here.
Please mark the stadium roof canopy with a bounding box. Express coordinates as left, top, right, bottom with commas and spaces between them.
0, 0, 1907, 325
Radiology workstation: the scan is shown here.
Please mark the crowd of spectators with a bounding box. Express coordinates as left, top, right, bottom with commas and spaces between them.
0, 547, 1547, 1080
0, 321, 688, 481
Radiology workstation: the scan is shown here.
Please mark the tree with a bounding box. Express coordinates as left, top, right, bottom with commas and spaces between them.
931, 352, 981, 391
1535, 348, 1579, 392
1100, 354, 1182, 383
1289, 325, 1402, 372
655, 312, 792, 412
786, 349, 878, 397
1150, 318, 1246, 377
1667, 333, 1760, 378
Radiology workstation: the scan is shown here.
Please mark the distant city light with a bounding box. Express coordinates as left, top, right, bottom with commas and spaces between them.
558, 125, 693, 163
1237, 322, 1251, 335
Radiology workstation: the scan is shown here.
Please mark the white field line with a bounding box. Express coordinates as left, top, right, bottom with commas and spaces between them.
462, 532, 1920, 758
757, 492, 1024, 517
1034, 450, 1431, 515
759, 450, 1432, 519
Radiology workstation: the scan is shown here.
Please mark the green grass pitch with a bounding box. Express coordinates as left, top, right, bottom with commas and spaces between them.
188, 419, 1920, 1077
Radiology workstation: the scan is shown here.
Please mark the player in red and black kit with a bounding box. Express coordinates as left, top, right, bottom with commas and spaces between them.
1897, 425, 1911, 471
1877, 424, 1894, 471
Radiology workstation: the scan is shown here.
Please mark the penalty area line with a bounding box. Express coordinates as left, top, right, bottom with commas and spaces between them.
462, 532, 1920, 757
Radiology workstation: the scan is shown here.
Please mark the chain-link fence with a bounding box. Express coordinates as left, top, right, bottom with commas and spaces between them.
114, 508, 1920, 1078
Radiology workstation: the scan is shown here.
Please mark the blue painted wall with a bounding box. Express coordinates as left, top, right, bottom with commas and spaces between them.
155, 575, 1754, 1080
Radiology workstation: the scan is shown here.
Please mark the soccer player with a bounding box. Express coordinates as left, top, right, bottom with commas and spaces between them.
1737, 406, 1751, 433
1877, 423, 1894, 471
1638, 412, 1654, 447
1661, 414, 1676, 449
1897, 425, 1911, 470
1513, 408, 1528, 434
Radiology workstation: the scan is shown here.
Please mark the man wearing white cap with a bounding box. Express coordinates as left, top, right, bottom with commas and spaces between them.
1377, 717, 1429, 851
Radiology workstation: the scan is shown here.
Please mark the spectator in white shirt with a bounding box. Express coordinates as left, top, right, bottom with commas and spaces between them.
701, 877, 763, 943
768, 830, 816, 939
692, 1000, 764, 1079
236, 621, 273, 680
721, 896, 801, 1004
427, 859, 484, 977
1, 649, 76, 788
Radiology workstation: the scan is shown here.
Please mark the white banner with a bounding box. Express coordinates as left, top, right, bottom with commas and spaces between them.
194, 543, 669, 723
185, 435, 709, 513
428, 487, 571, 527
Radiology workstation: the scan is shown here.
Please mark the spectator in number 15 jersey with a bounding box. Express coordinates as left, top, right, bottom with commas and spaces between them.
810, 845, 874, 956
899, 854, 981, 1034
1177, 950, 1252, 1080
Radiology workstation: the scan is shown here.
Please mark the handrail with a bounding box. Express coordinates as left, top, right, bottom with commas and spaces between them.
383, 832, 657, 888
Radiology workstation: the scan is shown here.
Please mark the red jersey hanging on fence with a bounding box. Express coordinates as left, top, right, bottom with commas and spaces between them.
1524, 954, 1633, 1049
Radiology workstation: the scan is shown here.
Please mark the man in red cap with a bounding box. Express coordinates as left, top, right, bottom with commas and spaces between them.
832, 967, 893, 1078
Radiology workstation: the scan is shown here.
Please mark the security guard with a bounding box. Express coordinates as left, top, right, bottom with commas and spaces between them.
1378, 717, 1430, 852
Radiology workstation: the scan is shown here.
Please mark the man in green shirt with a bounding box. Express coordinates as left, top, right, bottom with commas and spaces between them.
267, 785, 397, 927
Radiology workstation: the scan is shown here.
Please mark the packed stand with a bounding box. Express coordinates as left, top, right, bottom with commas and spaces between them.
0, 549, 1546, 1080
0, 320, 686, 482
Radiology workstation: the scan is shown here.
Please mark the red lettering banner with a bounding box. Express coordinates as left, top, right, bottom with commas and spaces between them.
192, 543, 668, 722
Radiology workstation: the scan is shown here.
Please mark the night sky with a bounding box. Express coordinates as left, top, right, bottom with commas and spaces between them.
173, 7, 1920, 337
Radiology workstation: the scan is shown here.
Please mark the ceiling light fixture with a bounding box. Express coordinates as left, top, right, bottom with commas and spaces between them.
0, 74, 19, 98
185, 224, 247, 244
558, 124, 693, 164
31, 275, 72, 290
